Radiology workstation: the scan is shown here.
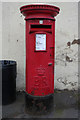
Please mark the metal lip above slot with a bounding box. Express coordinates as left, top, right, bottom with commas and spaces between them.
29, 24, 52, 33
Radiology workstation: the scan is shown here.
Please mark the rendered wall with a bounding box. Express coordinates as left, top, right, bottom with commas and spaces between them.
2, 2, 78, 90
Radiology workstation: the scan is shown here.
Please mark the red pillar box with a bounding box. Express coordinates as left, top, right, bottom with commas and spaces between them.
20, 4, 60, 112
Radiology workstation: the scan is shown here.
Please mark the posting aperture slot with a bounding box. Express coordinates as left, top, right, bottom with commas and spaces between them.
30, 24, 52, 33
31, 25, 51, 29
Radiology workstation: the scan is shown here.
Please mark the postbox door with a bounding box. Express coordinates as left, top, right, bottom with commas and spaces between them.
26, 23, 55, 96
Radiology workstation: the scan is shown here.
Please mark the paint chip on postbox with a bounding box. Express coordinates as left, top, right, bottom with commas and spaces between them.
36, 34, 46, 51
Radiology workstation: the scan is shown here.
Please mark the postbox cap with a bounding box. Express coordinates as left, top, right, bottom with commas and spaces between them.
20, 4, 60, 20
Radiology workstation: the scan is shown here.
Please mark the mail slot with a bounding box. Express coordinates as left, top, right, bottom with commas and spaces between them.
20, 4, 60, 102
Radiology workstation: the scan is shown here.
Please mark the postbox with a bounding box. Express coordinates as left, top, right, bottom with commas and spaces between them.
20, 4, 60, 99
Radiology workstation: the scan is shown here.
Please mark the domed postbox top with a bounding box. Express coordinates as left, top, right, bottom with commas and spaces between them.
20, 4, 60, 20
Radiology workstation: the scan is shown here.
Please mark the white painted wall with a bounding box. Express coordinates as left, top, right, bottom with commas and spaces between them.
0, 2, 2, 60
1, 2, 78, 90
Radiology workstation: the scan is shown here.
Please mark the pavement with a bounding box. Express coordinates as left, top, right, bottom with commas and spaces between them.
2, 90, 80, 119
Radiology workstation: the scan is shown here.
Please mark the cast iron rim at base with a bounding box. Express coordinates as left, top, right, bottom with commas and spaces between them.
25, 92, 54, 114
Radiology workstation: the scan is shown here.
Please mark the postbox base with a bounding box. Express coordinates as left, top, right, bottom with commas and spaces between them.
25, 92, 54, 114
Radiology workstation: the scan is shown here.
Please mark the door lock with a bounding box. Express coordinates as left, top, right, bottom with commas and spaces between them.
48, 63, 52, 66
